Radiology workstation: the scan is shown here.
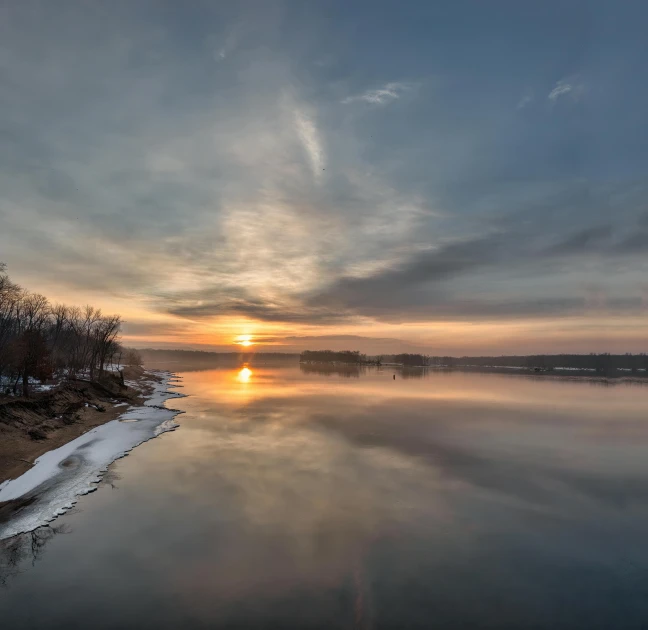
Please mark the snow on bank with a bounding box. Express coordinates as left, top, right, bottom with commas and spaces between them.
0, 370, 186, 540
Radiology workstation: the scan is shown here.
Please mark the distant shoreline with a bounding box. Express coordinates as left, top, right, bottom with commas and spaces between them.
137, 349, 648, 374
419, 364, 648, 382
299, 361, 648, 382
299, 350, 648, 379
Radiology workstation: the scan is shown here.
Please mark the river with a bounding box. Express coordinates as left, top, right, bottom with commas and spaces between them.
2, 364, 648, 629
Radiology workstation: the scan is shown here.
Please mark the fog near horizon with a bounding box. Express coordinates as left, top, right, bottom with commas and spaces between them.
2, 1, 647, 354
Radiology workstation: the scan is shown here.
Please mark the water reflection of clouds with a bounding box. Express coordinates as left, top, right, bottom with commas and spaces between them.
299, 363, 364, 378
178, 367, 648, 513
187, 366, 648, 417
5, 366, 648, 628
156, 419, 452, 616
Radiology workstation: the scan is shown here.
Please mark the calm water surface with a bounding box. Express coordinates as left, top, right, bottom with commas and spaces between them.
2, 365, 648, 629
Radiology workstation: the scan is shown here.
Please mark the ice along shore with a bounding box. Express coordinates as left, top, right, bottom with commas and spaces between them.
0, 370, 185, 540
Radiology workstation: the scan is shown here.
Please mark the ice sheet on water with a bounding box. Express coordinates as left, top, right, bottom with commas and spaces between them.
0, 371, 185, 540
144, 386, 186, 408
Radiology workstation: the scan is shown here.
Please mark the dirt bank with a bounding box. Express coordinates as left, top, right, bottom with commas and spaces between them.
0, 367, 160, 486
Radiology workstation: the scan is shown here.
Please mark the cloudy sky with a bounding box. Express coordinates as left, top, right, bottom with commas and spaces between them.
1, 0, 647, 354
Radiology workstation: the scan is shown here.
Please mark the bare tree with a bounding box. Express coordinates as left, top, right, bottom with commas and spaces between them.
0, 264, 124, 396
123, 348, 143, 367
11, 293, 51, 396
0, 265, 23, 381
94, 314, 122, 377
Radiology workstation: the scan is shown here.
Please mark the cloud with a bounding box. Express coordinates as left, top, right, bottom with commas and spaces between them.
517, 91, 534, 109
293, 105, 326, 179
342, 81, 413, 105
614, 230, 648, 254
548, 77, 585, 103
1, 2, 647, 353
546, 225, 612, 255
309, 233, 504, 310
138, 177, 648, 328
165, 296, 355, 324
306, 398, 648, 508
305, 210, 648, 321
121, 319, 193, 337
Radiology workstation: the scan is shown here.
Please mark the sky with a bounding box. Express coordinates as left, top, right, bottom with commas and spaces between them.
1, 0, 647, 355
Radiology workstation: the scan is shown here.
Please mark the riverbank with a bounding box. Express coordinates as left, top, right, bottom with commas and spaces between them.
0, 368, 185, 539
0, 367, 158, 487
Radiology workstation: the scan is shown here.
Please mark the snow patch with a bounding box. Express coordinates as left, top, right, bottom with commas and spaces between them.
0, 371, 186, 540
33, 383, 57, 392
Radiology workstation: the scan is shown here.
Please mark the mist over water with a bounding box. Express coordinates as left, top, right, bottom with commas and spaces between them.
2, 365, 648, 629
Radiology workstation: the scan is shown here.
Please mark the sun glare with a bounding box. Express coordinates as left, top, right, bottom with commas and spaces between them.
237, 367, 253, 383
236, 335, 253, 347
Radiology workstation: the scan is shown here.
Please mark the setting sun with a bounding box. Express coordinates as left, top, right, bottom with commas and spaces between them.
236, 335, 254, 347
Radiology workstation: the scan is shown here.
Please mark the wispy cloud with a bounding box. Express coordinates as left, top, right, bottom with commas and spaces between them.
548, 77, 584, 103
293, 106, 326, 179
517, 90, 534, 109
342, 81, 413, 105
211, 30, 238, 62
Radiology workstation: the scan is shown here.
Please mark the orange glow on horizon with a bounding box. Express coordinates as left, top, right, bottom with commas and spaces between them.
49, 296, 646, 355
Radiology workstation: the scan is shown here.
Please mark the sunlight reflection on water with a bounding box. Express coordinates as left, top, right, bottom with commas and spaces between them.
236, 366, 253, 383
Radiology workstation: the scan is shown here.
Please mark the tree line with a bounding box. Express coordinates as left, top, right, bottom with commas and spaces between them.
385, 353, 648, 373
299, 349, 648, 375
433, 353, 648, 374
300, 350, 368, 364
383, 354, 430, 366
0, 263, 135, 396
